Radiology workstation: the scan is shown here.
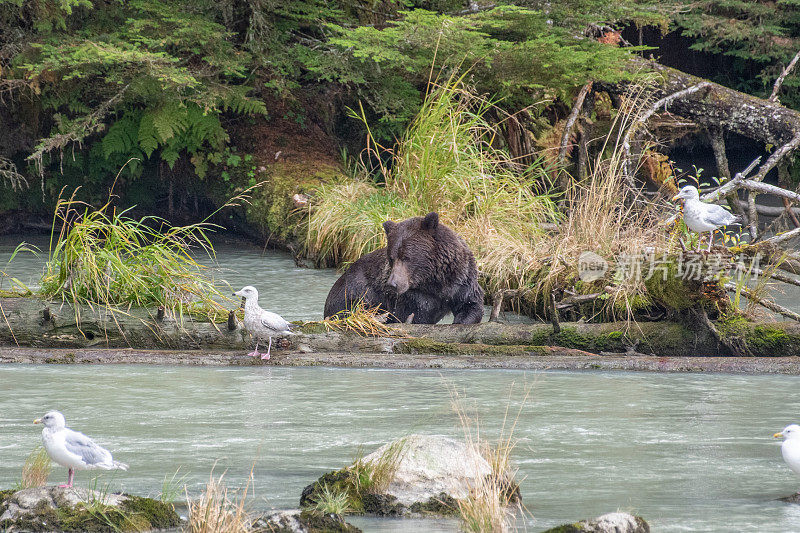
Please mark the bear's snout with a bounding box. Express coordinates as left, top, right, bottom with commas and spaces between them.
387, 260, 411, 295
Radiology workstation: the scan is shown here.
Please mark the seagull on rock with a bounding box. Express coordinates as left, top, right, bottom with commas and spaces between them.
34, 411, 128, 488
673, 185, 742, 251
775, 424, 800, 485
233, 285, 295, 360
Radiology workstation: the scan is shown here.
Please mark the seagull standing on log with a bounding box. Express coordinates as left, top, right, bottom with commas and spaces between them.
673, 185, 742, 251
233, 286, 295, 360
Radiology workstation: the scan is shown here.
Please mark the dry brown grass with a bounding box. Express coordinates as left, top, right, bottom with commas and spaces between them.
18, 446, 51, 489
185, 470, 251, 533
449, 382, 531, 533
318, 299, 408, 337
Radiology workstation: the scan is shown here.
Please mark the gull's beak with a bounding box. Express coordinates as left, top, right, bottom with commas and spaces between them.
33, 418, 41, 424
774, 432, 784, 438
672, 194, 681, 201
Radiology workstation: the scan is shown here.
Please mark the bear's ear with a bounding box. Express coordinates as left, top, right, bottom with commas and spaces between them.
422, 212, 439, 231
383, 220, 396, 234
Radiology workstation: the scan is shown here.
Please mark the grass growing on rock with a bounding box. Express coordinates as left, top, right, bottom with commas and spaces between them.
300, 438, 409, 516
16, 446, 51, 490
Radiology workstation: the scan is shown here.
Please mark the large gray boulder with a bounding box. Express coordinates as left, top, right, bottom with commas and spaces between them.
300, 434, 520, 517
361, 434, 491, 506
542, 512, 650, 533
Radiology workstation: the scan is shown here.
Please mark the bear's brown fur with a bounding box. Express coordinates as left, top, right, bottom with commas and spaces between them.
323, 212, 484, 324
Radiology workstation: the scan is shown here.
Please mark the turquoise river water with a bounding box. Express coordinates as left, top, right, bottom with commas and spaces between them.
2, 235, 800, 531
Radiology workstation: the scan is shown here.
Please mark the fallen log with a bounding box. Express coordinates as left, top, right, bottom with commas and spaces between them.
2, 298, 799, 357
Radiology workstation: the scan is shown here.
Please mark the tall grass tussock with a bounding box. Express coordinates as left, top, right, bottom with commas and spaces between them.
186, 470, 251, 533
17, 446, 51, 489
39, 189, 233, 322
306, 76, 671, 319
449, 382, 529, 533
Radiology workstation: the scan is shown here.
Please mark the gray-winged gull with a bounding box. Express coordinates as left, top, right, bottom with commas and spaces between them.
775, 424, 800, 481
34, 410, 128, 487
673, 185, 742, 251
233, 285, 295, 360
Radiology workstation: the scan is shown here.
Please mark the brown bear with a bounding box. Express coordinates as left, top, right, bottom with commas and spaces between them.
323, 212, 484, 324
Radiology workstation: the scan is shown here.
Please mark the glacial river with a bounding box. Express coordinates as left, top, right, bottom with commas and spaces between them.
1, 235, 800, 532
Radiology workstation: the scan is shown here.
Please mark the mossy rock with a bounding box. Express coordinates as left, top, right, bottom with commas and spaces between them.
120, 495, 181, 529
541, 512, 649, 533
407, 493, 459, 516
298, 510, 362, 532
244, 161, 345, 246
300, 469, 363, 514
0, 487, 180, 532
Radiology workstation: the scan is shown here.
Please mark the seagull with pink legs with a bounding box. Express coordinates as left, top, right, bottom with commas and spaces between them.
34, 411, 127, 488
233, 285, 295, 360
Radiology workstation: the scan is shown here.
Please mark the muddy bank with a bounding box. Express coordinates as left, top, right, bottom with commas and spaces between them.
3, 347, 800, 374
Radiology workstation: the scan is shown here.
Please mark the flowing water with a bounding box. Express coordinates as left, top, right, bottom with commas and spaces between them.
1, 365, 800, 532
2, 233, 800, 531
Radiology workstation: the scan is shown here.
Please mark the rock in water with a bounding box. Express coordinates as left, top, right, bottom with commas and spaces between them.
301, 434, 520, 517
250, 510, 362, 533
0, 486, 180, 531
541, 512, 650, 533
362, 434, 490, 506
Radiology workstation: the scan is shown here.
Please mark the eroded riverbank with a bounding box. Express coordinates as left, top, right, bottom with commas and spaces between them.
3, 347, 800, 374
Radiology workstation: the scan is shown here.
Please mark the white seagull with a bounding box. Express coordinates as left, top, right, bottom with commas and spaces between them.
673, 185, 742, 251
775, 424, 800, 485
233, 285, 295, 360
34, 410, 128, 488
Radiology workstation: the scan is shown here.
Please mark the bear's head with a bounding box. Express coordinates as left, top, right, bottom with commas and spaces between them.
382, 212, 440, 295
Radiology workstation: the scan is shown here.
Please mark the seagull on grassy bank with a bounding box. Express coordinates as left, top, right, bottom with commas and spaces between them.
775, 424, 800, 484
34, 411, 128, 488
233, 285, 295, 360
673, 185, 742, 251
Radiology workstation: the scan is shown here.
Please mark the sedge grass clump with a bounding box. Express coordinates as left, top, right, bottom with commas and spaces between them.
16, 446, 51, 489
449, 382, 529, 533
319, 300, 407, 337
186, 471, 251, 533
351, 437, 407, 497
312, 484, 351, 515
40, 191, 229, 321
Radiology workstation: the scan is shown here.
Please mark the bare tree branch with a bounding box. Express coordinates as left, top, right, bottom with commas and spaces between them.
770, 49, 800, 103
558, 81, 593, 166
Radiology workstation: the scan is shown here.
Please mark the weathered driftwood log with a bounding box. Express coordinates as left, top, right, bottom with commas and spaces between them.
0, 297, 250, 349
2, 298, 799, 357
